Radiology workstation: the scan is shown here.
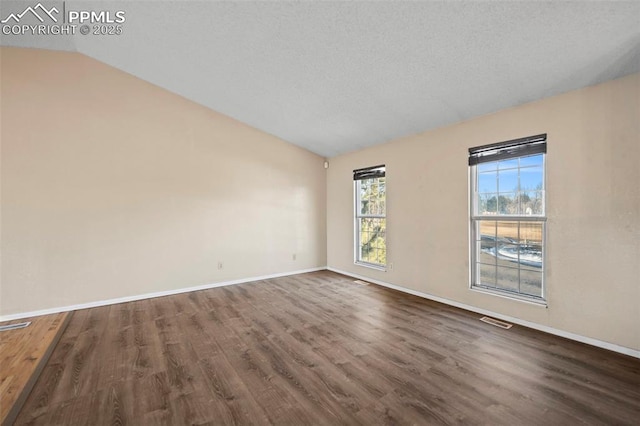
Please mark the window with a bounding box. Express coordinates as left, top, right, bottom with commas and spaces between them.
354, 165, 386, 269
469, 135, 546, 302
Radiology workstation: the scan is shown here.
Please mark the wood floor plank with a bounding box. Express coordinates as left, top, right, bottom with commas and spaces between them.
13, 271, 640, 425
197, 354, 272, 425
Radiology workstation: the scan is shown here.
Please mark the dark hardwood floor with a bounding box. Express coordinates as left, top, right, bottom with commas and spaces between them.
14, 271, 640, 425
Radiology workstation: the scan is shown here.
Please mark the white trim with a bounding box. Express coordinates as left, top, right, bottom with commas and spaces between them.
470, 286, 547, 307
0, 267, 326, 322
354, 261, 387, 272
327, 267, 640, 359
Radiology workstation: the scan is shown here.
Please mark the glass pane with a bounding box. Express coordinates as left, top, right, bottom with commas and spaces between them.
499, 158, 519, 170
369, 180, 380, 198
478, 236, 495, 252
519, 154, 543, 167
519, 221, 543, 245
378, 220, 386, 240
478, 220, 496, 241
478, 172, 497, 193
479, 263, 496, 287
360, 200, 370, 215
477, 220, 497, 267
518, 244, 542, 269
478, 193, 497, 215
497, 192, 518, 215
378, 179, 386, 197
359, 178, 386, 215
360, 230, 369, 246
496, 266, 519, 292
359, 180, 369, 198
361, 200, 384, 215
534, 191, 544, 215
520, 166, 543, 191
478, 161, 497, 172
498, 168, 518, 193
496, 221, 518, 245
520, 267, 542, 297
519, 191, 543, 215
479, 255, 498, 272
518, 222, 543, 268
496, 246, 520, 268
359, 218, 386, 265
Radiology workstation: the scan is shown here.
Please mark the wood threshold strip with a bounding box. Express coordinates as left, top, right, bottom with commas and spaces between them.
0, 323, 32, 332
1, 312, 72, 426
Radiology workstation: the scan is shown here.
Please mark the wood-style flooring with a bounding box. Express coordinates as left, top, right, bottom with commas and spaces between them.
1, 312, 70, 426
14, 271, 640, 425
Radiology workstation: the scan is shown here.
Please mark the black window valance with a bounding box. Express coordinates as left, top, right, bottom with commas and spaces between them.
469, 134, 546, 166
353, 165, 385, 181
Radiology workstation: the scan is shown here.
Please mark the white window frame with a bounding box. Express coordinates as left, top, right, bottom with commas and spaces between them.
469, 135, 547, 304
354, 165, 386, 270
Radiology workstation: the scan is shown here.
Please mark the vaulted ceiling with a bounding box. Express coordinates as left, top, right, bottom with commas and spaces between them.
2, 1, 639, 157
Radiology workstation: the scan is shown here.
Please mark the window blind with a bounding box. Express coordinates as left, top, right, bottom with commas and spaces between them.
353, 165, 385, 181
469, 134, 546, 166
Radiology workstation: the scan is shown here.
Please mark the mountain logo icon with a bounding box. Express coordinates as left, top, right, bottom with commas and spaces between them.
1, 3, 59, 24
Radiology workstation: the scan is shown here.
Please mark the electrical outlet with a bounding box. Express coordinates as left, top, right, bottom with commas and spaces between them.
292, 253, 297, 261
389, 262, 394, 270
217, 262, 223, 270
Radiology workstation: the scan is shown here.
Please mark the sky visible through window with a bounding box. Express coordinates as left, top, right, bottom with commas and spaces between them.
477, 154, 543, 192
476, 154, 544, 216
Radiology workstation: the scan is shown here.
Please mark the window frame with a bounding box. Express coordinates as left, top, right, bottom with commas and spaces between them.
354, 165, 387, 270
469, 136, 547, 304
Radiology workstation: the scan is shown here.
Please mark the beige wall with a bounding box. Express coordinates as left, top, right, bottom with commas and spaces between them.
327, 73, 640, 351
0, 47, 327, 316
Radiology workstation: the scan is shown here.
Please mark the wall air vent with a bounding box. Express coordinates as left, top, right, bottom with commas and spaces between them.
480, 316, 513, 329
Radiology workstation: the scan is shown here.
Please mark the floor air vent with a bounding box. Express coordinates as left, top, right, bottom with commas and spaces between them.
353, 280, 370, 286
0, 321, 31, 332
480, 316, 512, 329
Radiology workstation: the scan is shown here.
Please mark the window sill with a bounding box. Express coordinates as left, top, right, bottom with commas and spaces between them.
355, 261, 387, 272
471, 286, 547, 307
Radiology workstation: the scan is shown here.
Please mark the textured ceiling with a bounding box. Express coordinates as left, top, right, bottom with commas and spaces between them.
2, 1, 640, 157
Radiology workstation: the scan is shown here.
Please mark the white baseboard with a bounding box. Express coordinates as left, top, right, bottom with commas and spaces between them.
0, 267, 326, 322
327, 267, 640, 359
5, 265, 637, 359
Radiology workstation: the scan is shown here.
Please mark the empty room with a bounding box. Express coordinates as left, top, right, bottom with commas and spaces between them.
1, 1, 639, 425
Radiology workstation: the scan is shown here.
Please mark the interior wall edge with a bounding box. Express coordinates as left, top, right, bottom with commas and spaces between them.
327, 267, 640, 359
0, 266, 327, 323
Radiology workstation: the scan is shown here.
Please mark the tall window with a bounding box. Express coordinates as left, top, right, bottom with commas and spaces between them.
469, 135, 546, 302
354, 165, 386, 268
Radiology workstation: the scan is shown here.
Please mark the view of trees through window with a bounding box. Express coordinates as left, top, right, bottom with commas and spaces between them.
356, 176, 386, 266
472, 151, 545, 300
